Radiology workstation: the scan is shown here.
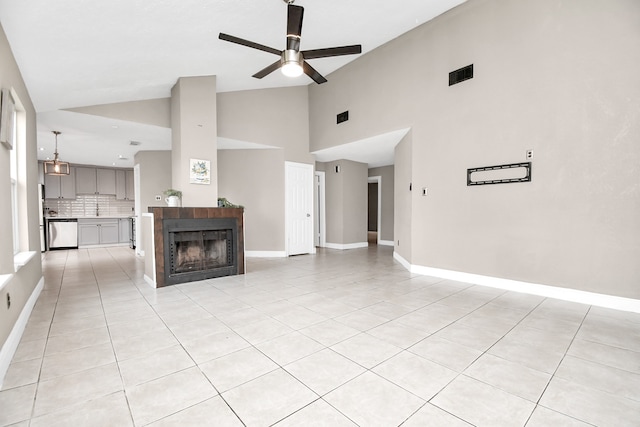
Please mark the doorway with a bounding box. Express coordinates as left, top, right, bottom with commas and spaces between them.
314, 171, 326, 248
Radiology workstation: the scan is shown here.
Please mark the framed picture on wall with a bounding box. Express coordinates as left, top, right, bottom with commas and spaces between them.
190, 158, 211, 184
0, 88, 16, 149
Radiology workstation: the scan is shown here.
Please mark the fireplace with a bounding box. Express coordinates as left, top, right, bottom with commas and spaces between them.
148, 207, 244, 287
164, 218, 237, 285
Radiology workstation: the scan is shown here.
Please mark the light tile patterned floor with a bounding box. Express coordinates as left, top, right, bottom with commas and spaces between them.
1, 246, 640, 426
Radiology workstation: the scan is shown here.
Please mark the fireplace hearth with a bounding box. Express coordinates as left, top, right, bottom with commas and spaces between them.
148, 207, 244, 287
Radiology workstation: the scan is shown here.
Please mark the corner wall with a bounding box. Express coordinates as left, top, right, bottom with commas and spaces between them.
0, 22, 43, 383
309, 0, 640, 299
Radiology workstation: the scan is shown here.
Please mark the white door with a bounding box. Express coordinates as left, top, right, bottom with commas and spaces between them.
286, 162, 314, 256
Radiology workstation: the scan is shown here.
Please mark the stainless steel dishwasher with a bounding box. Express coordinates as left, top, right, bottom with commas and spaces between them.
48, 219, 78, 249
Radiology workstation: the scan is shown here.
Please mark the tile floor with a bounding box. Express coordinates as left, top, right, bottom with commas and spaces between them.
1, 245, 640, 426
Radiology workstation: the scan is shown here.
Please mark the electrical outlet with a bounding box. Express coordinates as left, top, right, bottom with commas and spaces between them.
526, 149, 534, 160
6, 293, 10, 309
155, 195, 162, 201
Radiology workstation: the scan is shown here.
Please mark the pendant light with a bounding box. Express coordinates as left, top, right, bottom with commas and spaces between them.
43, 131, 70, 175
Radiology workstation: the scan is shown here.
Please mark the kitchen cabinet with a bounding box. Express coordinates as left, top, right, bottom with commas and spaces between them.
97, 169, 116, 194
78, 219, 119, 246
118, 218, 131, 243
44, 167, 76, 199
115, 169, 135, 200
75, 167, 117, 195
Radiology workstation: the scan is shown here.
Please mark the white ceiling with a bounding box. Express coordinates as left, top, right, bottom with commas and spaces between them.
0, 0, 466, 167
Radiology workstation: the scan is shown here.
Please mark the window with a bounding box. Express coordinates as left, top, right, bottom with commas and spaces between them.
8, 94, 18, 254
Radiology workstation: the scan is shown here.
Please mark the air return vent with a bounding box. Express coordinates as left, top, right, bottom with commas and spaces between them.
337, 111, 349, 124
449, 64, 473, 86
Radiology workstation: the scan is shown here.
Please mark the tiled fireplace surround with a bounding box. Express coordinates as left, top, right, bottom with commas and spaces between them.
149, 207, 245, 287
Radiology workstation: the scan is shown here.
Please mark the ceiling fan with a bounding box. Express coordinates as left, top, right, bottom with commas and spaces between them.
219, 0, 362, 84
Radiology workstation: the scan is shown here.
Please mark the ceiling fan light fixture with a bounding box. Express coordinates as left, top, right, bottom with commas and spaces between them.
281, 49, 303, 77
43, 131, 70, 176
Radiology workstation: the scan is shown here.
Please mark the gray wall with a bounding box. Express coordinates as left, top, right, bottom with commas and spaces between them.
134, 150, 172, 214
369, 165, 394, 242
311, 0, 640, 298
217, 87, 313, 164
323, 159, 368, 246
0, 23, 42, 358
216, 86, 312, 252
218, 149, 285, 252
394, 135, 413, 261
171, 76, 218, 207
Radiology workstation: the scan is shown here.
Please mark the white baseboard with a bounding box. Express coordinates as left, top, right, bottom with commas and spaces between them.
0, 276, 44, 389
393, 252, 640, 314
245, 251, 287, 258
143, 274, 156, 288
325, 242, 369, 250
378, 240, 394, 247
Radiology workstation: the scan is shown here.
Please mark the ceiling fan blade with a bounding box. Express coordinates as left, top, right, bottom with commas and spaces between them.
286, 5, 304, 51
302, 61, 327, 84
302, 45, 362, 60
252, 59, 282, 79
287, 5, 304, 38
219, 33, 281, 56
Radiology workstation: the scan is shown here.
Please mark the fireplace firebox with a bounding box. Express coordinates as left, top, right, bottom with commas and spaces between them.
163, 217, 238, 285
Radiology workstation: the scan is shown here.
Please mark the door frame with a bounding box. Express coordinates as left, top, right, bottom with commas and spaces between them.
315, 171, 326, 248
368, 175, 382, 245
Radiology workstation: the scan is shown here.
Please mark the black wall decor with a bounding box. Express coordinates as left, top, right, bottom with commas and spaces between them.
467, 162, 532, 186
337, 111, 349, 124
449, 64, 474, 86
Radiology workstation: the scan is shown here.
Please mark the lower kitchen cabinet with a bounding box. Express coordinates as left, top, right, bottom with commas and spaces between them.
78, 219, 120, 246
118, 218, 131, 243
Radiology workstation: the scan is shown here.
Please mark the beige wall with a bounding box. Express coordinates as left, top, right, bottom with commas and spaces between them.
218, 149, 285, 251
394, 135, 413, 261
368, 165, 394, 242
171, 76, 218, 207
134, 150, 172, 214
217, 87, 313, 164
310, 0, 640, 298
0, 23, 42, 360
323, 159, 368, 246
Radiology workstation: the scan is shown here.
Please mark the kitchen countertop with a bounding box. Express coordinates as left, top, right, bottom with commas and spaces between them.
45, 216, 133, 220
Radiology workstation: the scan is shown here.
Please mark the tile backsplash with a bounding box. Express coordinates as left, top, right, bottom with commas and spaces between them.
45, 194, 135, 218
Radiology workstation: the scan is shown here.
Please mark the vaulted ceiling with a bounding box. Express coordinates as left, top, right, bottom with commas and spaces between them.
0, 0, 466, 167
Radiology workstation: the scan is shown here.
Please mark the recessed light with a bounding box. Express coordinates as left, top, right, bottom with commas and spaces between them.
39, 147, 45, 151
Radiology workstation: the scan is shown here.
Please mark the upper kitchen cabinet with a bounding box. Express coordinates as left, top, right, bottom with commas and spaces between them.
115, 169, 135, 200
44, 167, 76, 199
76, 167, 117, 195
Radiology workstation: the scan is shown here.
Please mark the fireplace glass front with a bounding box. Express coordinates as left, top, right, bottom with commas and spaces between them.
163, 218, 238, 285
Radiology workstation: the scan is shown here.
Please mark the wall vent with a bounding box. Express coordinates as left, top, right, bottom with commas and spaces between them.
449, 64, 473, 86
337, 111, 349, 124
